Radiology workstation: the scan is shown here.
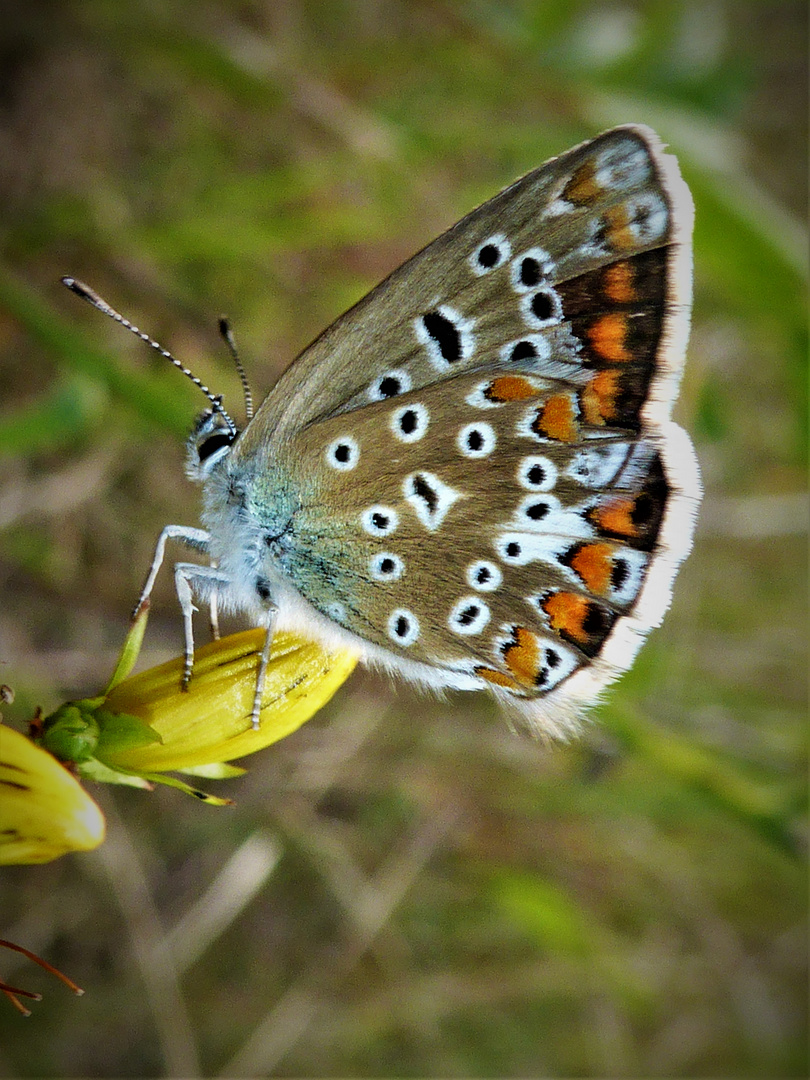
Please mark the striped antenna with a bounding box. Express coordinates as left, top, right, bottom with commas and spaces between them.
219, 316, 254, 421
61, 277, 237, 437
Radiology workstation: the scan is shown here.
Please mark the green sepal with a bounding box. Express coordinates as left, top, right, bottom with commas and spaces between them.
102, 607, 150, 695
77, 757, 233, 805
39, 703, 100, 763
135, 771, 234, 805
40, 703, 161, 767
77, 757, 153, 790
174, 762, 247, 779
93, 709, 162, 760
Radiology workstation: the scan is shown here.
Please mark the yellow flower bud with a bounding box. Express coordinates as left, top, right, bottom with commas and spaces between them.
98, 628, 357, 773
0, 726, 105, 864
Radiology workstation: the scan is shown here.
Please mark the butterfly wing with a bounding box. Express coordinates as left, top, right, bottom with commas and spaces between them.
235, 124, 692, 454
226, 125, 700, 736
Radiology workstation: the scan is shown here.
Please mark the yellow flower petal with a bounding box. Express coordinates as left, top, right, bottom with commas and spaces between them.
0, 726, 105, 864
100, 629, 357, 772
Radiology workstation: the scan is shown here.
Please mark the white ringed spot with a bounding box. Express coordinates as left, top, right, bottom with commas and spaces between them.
449, 596, 491, 636
325, 601, 347, 623
519, 286, 563, 329
469, 234, 511, 276
369, 552, 404, 582
325, 435, 359, 471
368, 369, 412, 401
499, 333, 552, 365
495, 533, 531, 566
402, 471, 463, 531
466, 560, 502, 592
516, 492, 559, 527
457, 422, 496, 459
510, 247, 555, 292
360, 505, 399, 537
390, 401, 429, 442
387, 608, 420, 647
414, 304, 475, 371
517, 455, 557, 492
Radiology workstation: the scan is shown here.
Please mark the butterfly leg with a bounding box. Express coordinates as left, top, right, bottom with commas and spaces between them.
173, 562, 233, 691
133, 525, 212, 619
250, 605, 279, 730
208, 568, 221, 641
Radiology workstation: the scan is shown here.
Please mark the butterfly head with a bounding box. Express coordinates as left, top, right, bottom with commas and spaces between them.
186, 405, 240, 482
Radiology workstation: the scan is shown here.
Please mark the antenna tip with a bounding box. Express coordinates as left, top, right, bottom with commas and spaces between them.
62, 277, 100, 305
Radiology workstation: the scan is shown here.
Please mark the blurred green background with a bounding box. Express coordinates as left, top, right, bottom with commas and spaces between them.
0, 2, 806, 1076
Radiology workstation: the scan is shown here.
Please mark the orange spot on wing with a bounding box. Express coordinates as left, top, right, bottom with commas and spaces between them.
475, 666, 522, 690
541, 592, 593, 646
502, 626, 542, 688
580, 370, 620, 425
486, 375, 537, 402
602, 261, 637, 303
602, 204, 637, 251
590, 497, 640, 538
563, 160, 601, 206
568, 542, 613, 595
532, 394, 578, 441
587, 313, 632, 363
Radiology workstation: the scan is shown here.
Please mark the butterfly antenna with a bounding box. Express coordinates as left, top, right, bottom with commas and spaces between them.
218, 316, 254, 421
61, 277, 237, 437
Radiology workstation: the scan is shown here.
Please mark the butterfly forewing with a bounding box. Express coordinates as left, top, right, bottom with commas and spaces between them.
234, 125, 690, 453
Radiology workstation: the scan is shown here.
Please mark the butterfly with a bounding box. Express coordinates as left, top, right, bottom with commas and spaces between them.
65, 124, 701, 739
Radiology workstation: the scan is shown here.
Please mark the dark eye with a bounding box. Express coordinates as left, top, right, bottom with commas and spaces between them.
198, 432, 233, 462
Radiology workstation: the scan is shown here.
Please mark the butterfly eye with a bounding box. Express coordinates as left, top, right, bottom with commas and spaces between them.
197, 432, 234, 462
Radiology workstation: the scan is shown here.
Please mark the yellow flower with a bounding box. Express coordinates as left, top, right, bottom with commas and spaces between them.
38, 611, 357, 802
0, 725, 105, 865
101, 627, 358, 772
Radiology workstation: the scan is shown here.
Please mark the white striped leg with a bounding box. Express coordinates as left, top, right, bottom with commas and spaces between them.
173, 562, 233, 691
134, 525, 211, 619
251, 606, 278, 730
